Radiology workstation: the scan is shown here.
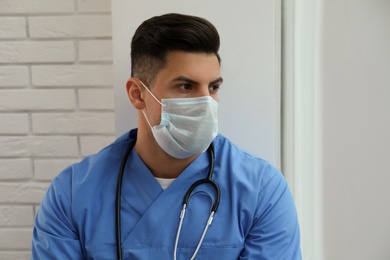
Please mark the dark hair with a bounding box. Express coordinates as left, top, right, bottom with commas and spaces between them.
131, 13, 221, 85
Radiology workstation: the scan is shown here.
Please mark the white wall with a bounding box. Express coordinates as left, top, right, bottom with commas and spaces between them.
284, 0, 390, 259
112, 0, 282, 166
0, 0, 115, 258
320, 0, 390, 259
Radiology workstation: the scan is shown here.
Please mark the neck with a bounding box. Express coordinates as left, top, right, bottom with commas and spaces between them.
135, 120, 198, 178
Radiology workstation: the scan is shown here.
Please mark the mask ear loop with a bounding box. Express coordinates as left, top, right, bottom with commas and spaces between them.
141, 109, 153, 129
139, 81, 166, 107
139, 81, 166, 130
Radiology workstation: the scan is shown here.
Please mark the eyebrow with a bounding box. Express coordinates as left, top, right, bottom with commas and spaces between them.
172, 76, 223, 85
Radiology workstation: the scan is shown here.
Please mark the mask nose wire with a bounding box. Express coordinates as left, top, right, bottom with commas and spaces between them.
139, 81, 166, 107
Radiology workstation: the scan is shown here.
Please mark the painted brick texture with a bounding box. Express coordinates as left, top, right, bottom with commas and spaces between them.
0, 0, 115, 257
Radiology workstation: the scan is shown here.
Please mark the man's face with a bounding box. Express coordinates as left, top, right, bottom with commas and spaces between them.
142, 50, 222, 126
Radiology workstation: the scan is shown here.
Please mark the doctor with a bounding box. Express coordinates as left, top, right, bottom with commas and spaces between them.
31, 13, 301, 259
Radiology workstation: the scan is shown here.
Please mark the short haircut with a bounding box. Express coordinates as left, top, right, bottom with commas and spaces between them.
131, 13, 221, 86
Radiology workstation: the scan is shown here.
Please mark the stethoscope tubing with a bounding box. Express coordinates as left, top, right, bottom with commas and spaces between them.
116, 139, 136, 260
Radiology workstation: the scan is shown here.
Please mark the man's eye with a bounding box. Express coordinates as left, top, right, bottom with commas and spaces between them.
178, 84, 192, 90
209, 85, 220, 92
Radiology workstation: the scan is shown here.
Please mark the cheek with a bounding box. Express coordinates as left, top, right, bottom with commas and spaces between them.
152, 108, 162, 125
146, 101, 162, 125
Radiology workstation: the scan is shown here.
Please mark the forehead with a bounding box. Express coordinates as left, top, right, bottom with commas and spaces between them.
155, 51, 221, 83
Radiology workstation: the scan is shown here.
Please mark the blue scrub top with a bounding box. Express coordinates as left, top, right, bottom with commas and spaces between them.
31, 129, 301, 259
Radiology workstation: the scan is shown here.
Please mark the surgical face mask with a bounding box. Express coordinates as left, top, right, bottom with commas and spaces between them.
140, 81, 219, 159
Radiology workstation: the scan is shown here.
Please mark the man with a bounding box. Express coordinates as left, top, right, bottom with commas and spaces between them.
32, 13, 301, 259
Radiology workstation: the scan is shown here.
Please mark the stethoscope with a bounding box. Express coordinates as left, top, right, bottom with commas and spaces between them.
115, 138, 221, 260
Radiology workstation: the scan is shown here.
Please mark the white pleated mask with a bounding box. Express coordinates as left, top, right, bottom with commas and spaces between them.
140, 81, 218, 159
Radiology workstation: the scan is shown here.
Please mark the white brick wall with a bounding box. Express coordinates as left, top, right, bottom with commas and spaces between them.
0, 67, 29, 87
0, 18, 26, 38
0, 41, 75, 63
32, 64, 113, 86
0, 0, 115, 257
29, 16, 112, 38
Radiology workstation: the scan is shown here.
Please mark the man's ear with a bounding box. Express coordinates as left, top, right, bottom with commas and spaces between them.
126, 78, 145, 110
